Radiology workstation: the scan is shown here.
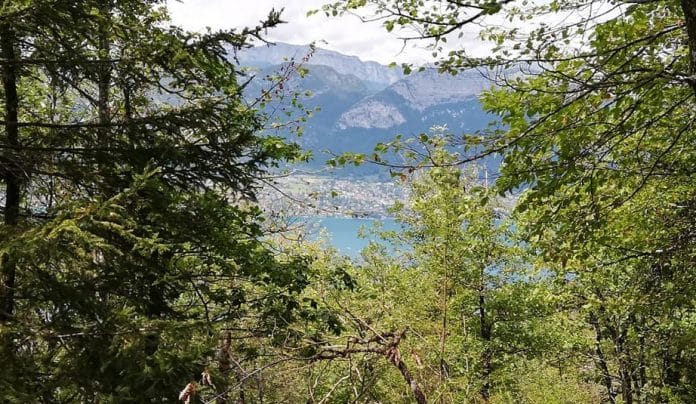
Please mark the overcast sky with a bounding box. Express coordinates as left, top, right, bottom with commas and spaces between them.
166, 0, 491, 65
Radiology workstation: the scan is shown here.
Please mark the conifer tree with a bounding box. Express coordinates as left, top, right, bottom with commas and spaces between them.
0, 1, 311, 400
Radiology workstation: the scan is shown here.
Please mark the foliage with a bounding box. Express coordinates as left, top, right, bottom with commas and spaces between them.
323, 0, 696, 402
286, 134, 581, 403
4, 0, 696, 401
0, 1, 317, 401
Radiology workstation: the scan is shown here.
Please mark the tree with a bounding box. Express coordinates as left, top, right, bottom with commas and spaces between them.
323, 0, 696, 401
0, 1, 315, 401
308, 133, 568, 403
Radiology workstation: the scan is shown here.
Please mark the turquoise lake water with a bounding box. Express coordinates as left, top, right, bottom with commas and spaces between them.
308, 217, 400, 257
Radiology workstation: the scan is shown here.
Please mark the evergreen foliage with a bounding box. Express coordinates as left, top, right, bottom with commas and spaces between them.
0, 1, 314, 401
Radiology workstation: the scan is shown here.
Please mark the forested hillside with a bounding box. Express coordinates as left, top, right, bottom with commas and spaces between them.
1, 1, 695, 403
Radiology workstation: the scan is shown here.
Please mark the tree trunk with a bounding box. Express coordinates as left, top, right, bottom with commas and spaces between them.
589, 313, 616, 404
608, 324, 633, 404
216, 331, 237, 404
98, 1, 112, 127
599, 314, 634, 404
619, 364, 634, 404
0, 22, 20, 323
382, 331, 427, 404
681, 0, 696, 95
633, 320, 646, 402
479, 291, 492, 402
387, 346, 427, 404
97, 1, 113, 186
661, 346, 682, 394
439, 252, 449, 396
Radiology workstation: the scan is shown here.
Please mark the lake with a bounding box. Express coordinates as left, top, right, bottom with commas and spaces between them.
307, 217, 400, 257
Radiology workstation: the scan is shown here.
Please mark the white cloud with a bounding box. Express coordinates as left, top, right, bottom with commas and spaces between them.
166, 0, 603, 65
165, 0, 485, 64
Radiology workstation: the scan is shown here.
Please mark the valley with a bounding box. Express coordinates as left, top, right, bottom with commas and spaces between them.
240, 42, 498, 216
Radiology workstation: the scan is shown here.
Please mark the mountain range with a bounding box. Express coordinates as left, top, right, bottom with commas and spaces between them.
237, 43, 497, 176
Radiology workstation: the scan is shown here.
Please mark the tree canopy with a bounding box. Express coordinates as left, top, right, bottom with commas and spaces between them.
3, 0, 696, 402
0, 1, 319, 401
320, 0, 696, 402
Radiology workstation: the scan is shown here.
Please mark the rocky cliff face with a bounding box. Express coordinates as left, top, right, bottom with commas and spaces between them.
337, 100, 406, 129
336, 68, 491, 130
389, 68, 490, 111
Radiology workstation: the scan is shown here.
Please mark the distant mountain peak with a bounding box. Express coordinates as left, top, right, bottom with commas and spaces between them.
238, 42, 403, 89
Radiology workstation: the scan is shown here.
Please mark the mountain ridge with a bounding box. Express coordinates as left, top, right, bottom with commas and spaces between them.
239, 42, 402, 88
237, 43, 497, 176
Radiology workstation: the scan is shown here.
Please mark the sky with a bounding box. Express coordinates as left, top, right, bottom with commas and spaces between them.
165, 0, 490, 65
166, 1, 619, 66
